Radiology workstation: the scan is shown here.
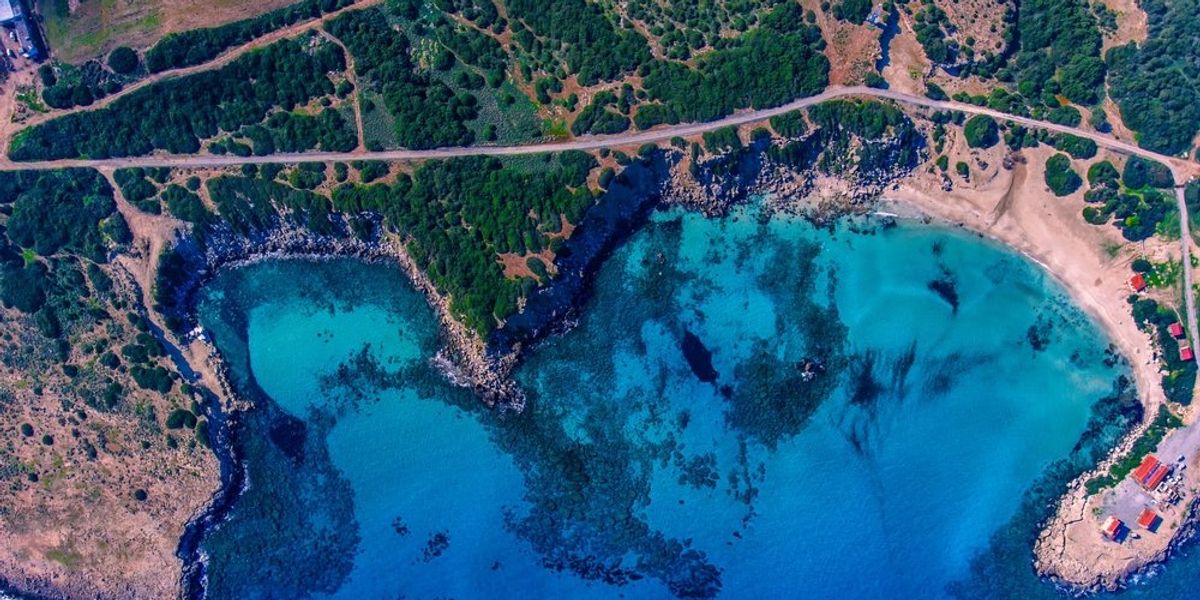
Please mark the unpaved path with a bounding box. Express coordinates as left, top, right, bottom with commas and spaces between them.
6, 83, 1199, 370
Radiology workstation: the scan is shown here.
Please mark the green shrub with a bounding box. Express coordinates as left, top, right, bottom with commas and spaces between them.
770, 111, 808, 139
1053, 134, 1097, 159
1082, 206, 1108, 224
963, 115, 998, 148
1046, 105, 1082, 126
1123, 156, 1174, 189
1045, 153, 1082, 196
165, 408, 198, 430
107, 46, 140, 74
1087, 160, 1120, 187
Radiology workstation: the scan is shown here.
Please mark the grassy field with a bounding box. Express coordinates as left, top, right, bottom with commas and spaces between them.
38, 0, 296, 62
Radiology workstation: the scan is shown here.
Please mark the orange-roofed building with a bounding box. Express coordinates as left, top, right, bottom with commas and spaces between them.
1102, 516, 1124, 540
1170, 322, 1185, 338
1130, 274, 1148, 292
1137, 509, 1161, 531
1146, 464, 1171, 489
1181, 346, 1195, 362
1132, 455, 1160, 485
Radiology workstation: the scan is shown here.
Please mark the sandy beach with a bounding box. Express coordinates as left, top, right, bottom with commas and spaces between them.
880, 137, 1198, 588
885, 144, 1172, 416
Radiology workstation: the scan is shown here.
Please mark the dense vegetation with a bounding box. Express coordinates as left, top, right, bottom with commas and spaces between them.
40, 54, 141, 111
912, 3, 955, 65
224, 111, 357, 155
571, 91, 631, 136
1044, 154, 1082, 196
1082, 159, 1174, 241
0, 170, 125, 352
1122, 156, 1174, 189
325, 8, 477, 148
1051, 134, 1097, 159
802, 100, 923, 175
12, 39, 345, 161
832, 0, 873, 22
144, 0, 357, 73
208, 175, 334, 235
107, 47, 140, 75
505, 0, 651, 86
963, 115, 998, 149
975, 0, 1103, 106
642, 4, 828, 123
331, 153, 598, 332
1131, 296, 1198, 404
622, 0, 788, 60
1106, 0, 1200, 155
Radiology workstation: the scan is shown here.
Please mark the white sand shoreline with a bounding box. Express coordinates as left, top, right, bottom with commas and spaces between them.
877, 145, 1191, 589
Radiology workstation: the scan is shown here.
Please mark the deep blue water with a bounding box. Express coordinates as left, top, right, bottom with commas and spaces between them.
194, 205, 1165, 599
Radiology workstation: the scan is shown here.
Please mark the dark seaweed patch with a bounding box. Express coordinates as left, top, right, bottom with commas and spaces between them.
922, 352, 987, 398
927, 275, 960, 313
268, 413, 307, 463
681, 329, 719, 383
420, 531, 450, 563
1025, 314, 1053, 352
891, 341, 917, 401
848, 351, 885, 410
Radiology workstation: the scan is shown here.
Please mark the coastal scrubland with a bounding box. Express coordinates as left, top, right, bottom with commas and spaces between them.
0, 168, 217, 597
17, 0, 832, 160
12, 36, 349, 160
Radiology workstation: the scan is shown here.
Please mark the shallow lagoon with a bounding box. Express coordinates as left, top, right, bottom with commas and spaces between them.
197, 205, 1137, 599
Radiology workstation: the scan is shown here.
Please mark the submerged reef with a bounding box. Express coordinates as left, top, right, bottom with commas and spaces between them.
681, 329, 719, 383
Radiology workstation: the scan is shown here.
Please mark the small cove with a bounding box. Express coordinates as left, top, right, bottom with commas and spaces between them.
194, 205, 1139, 599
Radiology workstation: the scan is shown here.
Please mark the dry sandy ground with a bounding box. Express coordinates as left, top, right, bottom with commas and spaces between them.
1099, 0, 1149, 52
0, 172, 222, 599
881, 15, 930, 95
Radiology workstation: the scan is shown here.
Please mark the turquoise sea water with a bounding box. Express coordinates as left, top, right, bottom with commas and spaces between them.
196, 205, 1143, 599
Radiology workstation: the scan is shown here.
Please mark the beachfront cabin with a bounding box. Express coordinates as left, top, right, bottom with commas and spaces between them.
1130, 273, 1148, 292
1101, 516, 1125, 541
1131, 454, 1171, 490
1137, 509, 1162, 532
1181, 346, 1195, 362
1170, 322, 1185, 338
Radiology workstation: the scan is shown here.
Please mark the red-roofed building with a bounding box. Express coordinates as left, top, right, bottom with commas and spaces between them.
1169, 322, 1185, 338
1132, 455, 1160, 485
1130, 273, 1148, 292
1138, 509, 1161, 531
1102, 516, 1125, 541
1181, 346, 1195, 362
1145, 463, 1171, 490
